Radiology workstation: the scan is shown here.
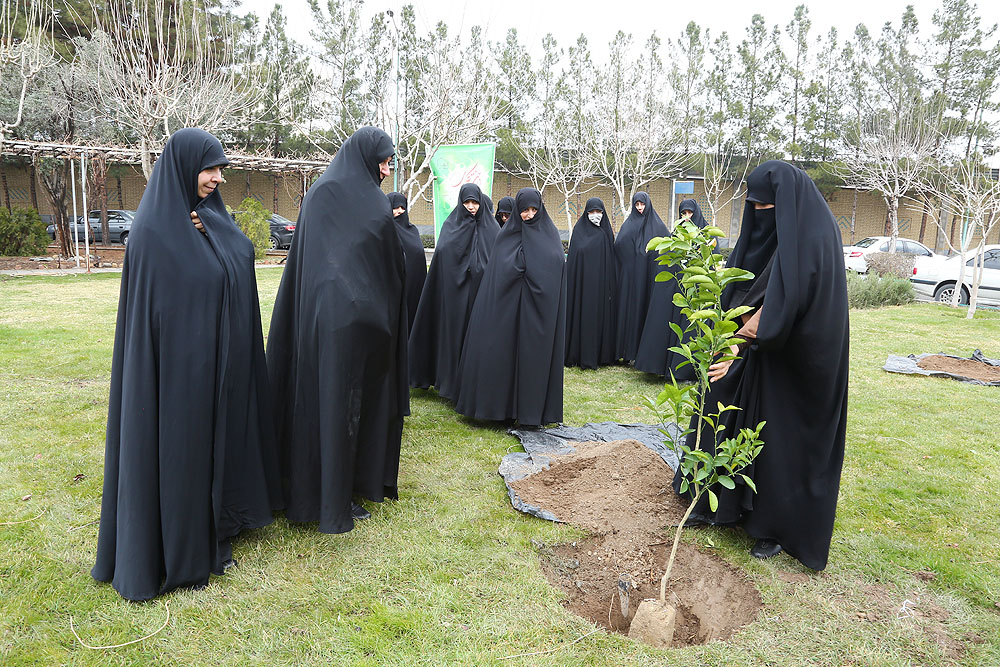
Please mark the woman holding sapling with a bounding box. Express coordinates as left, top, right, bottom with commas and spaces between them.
673, 160, 849, 570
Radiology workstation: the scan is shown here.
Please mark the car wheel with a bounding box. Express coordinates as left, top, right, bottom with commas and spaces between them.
933, 282, 969, 305
269, 235, 279, 250
120, 232, 128, 246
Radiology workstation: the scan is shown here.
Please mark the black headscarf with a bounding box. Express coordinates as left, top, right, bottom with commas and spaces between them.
634, 197, 709, 379
678, 198, 708, 229
387, 191, 426, 334
674, 160, 849, 571
408, 182, 499, 401
92, 128, 281, 601
565, 197, 618, 369
266, 126, 408, 534
614, 191, 668, 362
495, 195, 514, 227
455, 188, 566, 426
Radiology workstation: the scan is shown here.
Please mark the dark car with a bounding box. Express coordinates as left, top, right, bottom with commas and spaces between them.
268, 213, 296, 250
46, 210, 136, 245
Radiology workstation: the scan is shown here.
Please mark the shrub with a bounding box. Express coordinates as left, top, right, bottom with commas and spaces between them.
0, 207, 49, 257
846, 270, 914, 309
230, 198, 270, 260
864, 251, 914, 278
420, 234, 435, 249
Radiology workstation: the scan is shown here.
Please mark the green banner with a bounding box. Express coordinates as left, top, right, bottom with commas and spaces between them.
429, 143, 496, 239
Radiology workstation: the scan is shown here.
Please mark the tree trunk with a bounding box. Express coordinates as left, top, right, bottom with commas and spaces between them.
917, 195, 929, 244
29, 163, 39, 209
887, 198, 899, 253
1, 162, 10, 212
35, 156, 72, 257
949, 213, 959, 248
273, 175, 279, 213
91, 154, 110, 247
849, 188, 858, 245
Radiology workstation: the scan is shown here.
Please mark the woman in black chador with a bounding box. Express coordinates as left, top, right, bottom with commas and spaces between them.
614, 191, 668, 363
673, 161, 849, 570
455, 188, 566, 426
495, 195, 514, 227
387, 191, 426, 334
92, 128, 282, 601
565, 197, 618, 369
267, 126, 408, 534
635, 198, 708, 380
408, 183, 499, 401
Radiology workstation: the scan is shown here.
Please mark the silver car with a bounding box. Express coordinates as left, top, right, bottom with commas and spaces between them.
910, 245, 1000, 306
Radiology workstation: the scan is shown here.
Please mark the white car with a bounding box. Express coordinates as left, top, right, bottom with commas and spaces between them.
910, 244, 1000, 306
843, 236, 937, 273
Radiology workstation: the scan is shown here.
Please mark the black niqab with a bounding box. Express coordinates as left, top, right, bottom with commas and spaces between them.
614, 192, 668, 362
495, 195, 514, 227
408, 182, 499, 401
388, 191, 426, 333
266, 126, 408, 534
674, 161, 849, 570
92, 128, 281, 601
565, 197, 618, 369
456, 188, 566, 426
634, 198, 708, 379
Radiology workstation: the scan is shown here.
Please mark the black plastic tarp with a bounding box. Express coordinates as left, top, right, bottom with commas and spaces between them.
882, 349, 1000, 387
500, 422, 681, 522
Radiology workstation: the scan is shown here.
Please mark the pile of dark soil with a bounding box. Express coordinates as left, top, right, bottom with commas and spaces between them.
917, 355, 1000, 383
514, 439, 762, 648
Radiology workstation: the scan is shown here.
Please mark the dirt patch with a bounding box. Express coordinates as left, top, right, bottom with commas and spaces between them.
857, 583, 964, 661
518, 439, 763, 648
917, 354, 1000, 383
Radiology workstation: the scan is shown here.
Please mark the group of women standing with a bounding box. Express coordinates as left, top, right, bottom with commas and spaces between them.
91, 125, 847, 603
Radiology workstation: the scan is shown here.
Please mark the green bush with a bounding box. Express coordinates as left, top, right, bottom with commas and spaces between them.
230, 198, 270, 260
846, 270, 914, 309
864, 251, 914, 278
420, 234, 435, 249
0, 207, 49, 257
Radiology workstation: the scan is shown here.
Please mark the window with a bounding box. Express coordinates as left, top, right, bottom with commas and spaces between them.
878, 242, 889, 252
903, 241, 931, 256
855, 237, 879, 248
985, 250, 1000, 271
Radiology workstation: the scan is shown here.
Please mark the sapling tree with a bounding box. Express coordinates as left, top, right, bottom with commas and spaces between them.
643, 220, 765, 606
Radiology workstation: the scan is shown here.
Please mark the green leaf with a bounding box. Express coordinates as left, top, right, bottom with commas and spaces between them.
740, 474, 757, 493
717, 475, 735, 489
707, 488, 719, 512
654, 270, 675, 282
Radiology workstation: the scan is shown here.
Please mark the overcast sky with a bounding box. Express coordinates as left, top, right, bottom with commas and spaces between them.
237, 0, 1000, 61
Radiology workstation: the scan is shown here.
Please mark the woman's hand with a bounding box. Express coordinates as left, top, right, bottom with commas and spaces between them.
191, 211, 206, 235
708, 344, 740, 383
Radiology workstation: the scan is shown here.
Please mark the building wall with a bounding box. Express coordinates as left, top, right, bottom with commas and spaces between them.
4, 160, 997, 249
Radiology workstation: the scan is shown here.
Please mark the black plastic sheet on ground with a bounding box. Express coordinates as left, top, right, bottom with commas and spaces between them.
882, 349, 1000, 386
500, 422, 681, 522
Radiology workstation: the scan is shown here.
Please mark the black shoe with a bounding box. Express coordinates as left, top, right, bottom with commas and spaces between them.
750, 539, 783, 559
351, 502, 371, 521
222, 558, 237, 572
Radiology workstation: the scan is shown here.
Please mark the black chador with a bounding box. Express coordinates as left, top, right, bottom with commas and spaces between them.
387, 191, 427, 334
495, 195, 514, 227
635, 198, 708, 380
455, 188, 566, 426
92, 128, 281, 601
674, 161, 849, 571
614, 191, 668, 362
565, 197, 618, 369
408, 183, 499, 401
267, 127, 408, 534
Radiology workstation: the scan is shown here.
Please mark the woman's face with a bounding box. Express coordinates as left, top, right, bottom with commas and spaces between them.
634, 200, 646, 214
197, 166, 224, 199
392, 206, 405, 218
498, 212, 509, 222
379, 156, 392, 182
464, 199, 481, 215
753, 202, 775, 210
680, 209, 693, 220
520, 206, 538, 221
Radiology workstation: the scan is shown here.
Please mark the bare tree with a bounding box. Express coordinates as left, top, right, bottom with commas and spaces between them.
840, 105, 938, 253
916, 158, 1000, 315
83, 0, 262, 179
0, 0, 55, 149
701, 151, 751, 235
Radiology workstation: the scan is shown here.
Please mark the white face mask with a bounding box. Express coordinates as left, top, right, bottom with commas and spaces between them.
588, 212, 603, 226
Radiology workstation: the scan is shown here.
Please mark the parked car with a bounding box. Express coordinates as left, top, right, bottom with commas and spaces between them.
268, 213, 296, 250
910, 245, 1000, 306
45, 210, 136, 245
843, 236, 937, 273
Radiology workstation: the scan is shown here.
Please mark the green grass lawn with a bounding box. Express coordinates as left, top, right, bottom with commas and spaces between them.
1, 269, 999, 666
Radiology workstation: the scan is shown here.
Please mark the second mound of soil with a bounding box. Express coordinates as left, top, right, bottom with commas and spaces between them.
512, 439, 762, 648
917, 354, 1000, 383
